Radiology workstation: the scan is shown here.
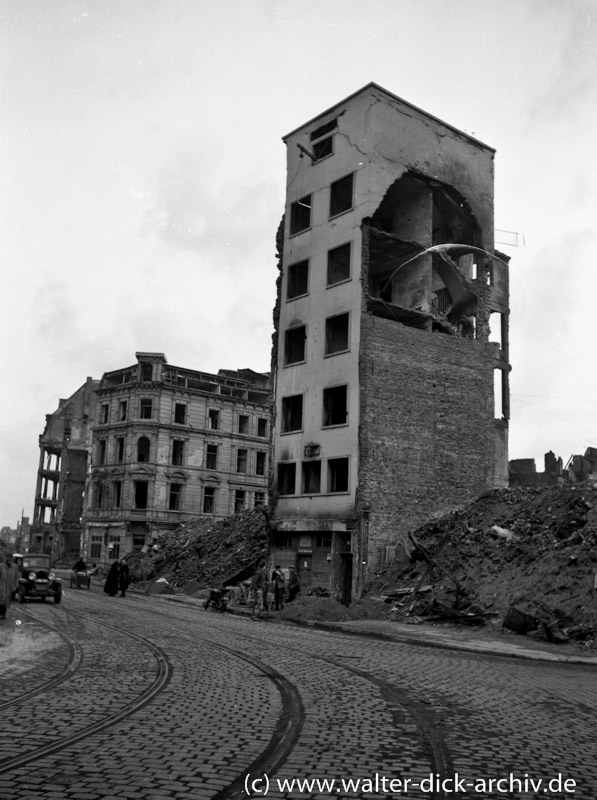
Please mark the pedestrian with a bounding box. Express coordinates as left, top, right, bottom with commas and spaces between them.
0, 553, 20, 619
73, 557, 87, 572
271, 565, 286, 610
119, 558, 130, 598
250, 559, 267, 620
287, 566, 301, 602
103, 560, 120, 597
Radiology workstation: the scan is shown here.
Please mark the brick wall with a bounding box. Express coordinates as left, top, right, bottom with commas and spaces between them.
358, 313, 499, 564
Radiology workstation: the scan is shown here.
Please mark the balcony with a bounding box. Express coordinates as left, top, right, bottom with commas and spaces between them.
84, 508, 196, 523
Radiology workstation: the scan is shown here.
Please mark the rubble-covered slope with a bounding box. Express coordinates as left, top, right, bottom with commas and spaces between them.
375, 483, 597, 633
126, 507, 270, 590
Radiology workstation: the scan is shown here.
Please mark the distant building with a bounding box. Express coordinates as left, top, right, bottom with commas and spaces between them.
80, 353, 270, 563
566, 448, 597, 483
509, 451, 564, 487
31, 378, 99, 560
269, 84, 510, 602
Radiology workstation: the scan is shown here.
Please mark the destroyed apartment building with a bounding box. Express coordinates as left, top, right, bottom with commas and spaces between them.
269, 83, 510, 603
31, 353, 271, 562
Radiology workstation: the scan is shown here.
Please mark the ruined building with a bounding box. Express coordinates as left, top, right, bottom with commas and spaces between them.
80, 353, 270, 563
269, 84, 510, 601
31, 377, 99, 559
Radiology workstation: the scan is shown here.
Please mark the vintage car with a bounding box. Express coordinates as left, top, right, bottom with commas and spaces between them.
16, 553, 63, 604
70, 568, 91, 589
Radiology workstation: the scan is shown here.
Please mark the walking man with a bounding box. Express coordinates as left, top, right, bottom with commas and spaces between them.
250, 559, 267, 620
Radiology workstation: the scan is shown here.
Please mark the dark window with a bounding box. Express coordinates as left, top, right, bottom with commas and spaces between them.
132, 534, 146, 551
137, 436, 150, 463
140, 399, 153, 419
323, 385, 348, 426
256, 451, 266, 476
174, 403, 186, 424
277, 463, 296, 495
98, 439, 107, 465
284, 325, 306, 364
108, 536, 120, 560
328, 458, 349, 493
172, 440, 184, 466
96, 483, 104, 508
254, 491, 264, 508
237, 449, 248, 473
134, 481, 148, 509
287, 259, 309, 299
302, 461, 321, 494
282, 395, 303, 433
234, 489, 246, 514
203, 486, 216, 514
100, 404, 109, 424
118, 400, 127, 421
290, 195, 311, 235
325, 312, 349, 355
238, 414, 249, 434
90, 535, 102, 559
169, 483, 181, 511
208, 409, 219, 430
313, 136, 333, 161
206, 444, 218, 470
315, 533, 332, 548
257, 418, 268, 437
116, 437, 125, 463
114, 481, 122, 508
327, 242, 351, 285
141, 362, 153, 382
330, 173, 354, 217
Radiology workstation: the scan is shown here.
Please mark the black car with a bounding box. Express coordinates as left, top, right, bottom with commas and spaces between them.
15, 553, 63, 604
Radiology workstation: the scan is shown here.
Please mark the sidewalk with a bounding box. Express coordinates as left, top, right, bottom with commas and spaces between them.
157, 592, 597, 665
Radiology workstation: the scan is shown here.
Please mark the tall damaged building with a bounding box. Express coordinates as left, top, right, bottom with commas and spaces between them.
269, 84, 510, 602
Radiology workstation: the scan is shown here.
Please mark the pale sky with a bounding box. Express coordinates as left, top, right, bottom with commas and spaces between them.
2, 0, 596, 527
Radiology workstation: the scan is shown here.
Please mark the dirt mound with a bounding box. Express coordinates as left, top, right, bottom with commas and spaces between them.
372, 483, 597, 639
278, 597, 352, 623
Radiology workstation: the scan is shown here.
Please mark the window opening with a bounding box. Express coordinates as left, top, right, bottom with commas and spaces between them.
140, 399, 153, 419
169, 483, 182, 511
141, 362, 153, 382
278, 463, 296, 495
98, 439, 107, 465
174, 403, 186, 424
256, 451, 266, 476
282, 394, 303, 432
118, 400, 127, 421
327, 243, 351, 285
234, 489, 246, 514
325, 313, 349, 355
238, 414, 249, 434
117, 437, 125, 463
315, 533, 332, 548
206, 444, 218, 470
329, 173, 354, 218
302, 461, 321, 494
137, 436, 150, 463
323, 385, 348, 426
236, 449, 248, 473
90, 535, 102, 559
208, 409, 220, 430
108, 536, 120, 560
100, 404, 109, 424
254, 491, 264, 508
284, 325, 306, 364
290, 195, 312, 235
203, 486, 216, 514
134, 481, 148, 509
114, 481, 122, 508
287, 259, 309, 299
328, 458, 349, 493
172, 439, 185, 466
257, 418, 268, 437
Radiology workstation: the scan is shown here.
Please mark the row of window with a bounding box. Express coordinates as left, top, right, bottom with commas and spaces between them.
284, 312, 349, 365
96, 436, 267, 475
98, 399, 268, 436
289, 173, 354, 236
93, 480, 265, 515
281, 384, 347, 433
277, 457, 349, 496
287, 241, 351, 299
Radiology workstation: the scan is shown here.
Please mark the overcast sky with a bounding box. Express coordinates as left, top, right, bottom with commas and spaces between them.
2, 0, 596, 527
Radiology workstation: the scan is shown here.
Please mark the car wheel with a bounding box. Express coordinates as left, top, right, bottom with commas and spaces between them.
18, 590, 27, 604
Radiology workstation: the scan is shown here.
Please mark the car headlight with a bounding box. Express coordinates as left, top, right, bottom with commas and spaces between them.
49, 572, 56, 580
29, 572, 36, 580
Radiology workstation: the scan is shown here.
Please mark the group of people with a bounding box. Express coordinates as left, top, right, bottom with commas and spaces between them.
103, 558, 130, 598
0, 552, 19, 620
250, 561, 301, 620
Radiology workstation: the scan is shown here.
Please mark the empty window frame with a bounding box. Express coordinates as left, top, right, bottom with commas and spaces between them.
323, 384, 348, 426
108, 536, 120, 560
169, 483, 182, 511
325, 312, 349, 355
205, 444, 218, 470
141, 362, 153, 382
203, 486, 216, 514
100, 403, 109, 424
257, 418, 268, 438
327, 242, 351, 285
256, 451, 266, 476
290, 195, 312, 235
328, 457, 349, 493
238, 414, 250, 434
315, 533, 332, 548
95, 483, 105, 509
134, 480, 149, 509
284, 325, 306, 365
113, 481, 122, 508
310, 118, 337, 162
90, 535, 102, 559
277, 463, 296, 495
208, 408, 220, 430
329, 173, 354, 218
234, 489, 246, 514
302, 460, 321, 494
140, 398, 153, 419
98, 439, 107, 465
281, 394, 303, 433
116, 437, 125, 463
236, 449, 248, 473
137, 436, 150, 463
172, 439, 185, 466
118, 400, 128, 421
254, 491, 265, 508
174, 403, 186, 424
287, 259, 309, 300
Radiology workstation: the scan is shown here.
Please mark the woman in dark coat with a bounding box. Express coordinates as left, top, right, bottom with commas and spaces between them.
103, 561, 120, 597
119, 559, 130, 598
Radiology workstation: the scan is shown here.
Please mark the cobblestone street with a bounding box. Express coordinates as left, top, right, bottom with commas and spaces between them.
0, 587, 595, 800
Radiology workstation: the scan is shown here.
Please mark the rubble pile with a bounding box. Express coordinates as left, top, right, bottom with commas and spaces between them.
127, 507, 270, 591
374, 483, 597, 642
